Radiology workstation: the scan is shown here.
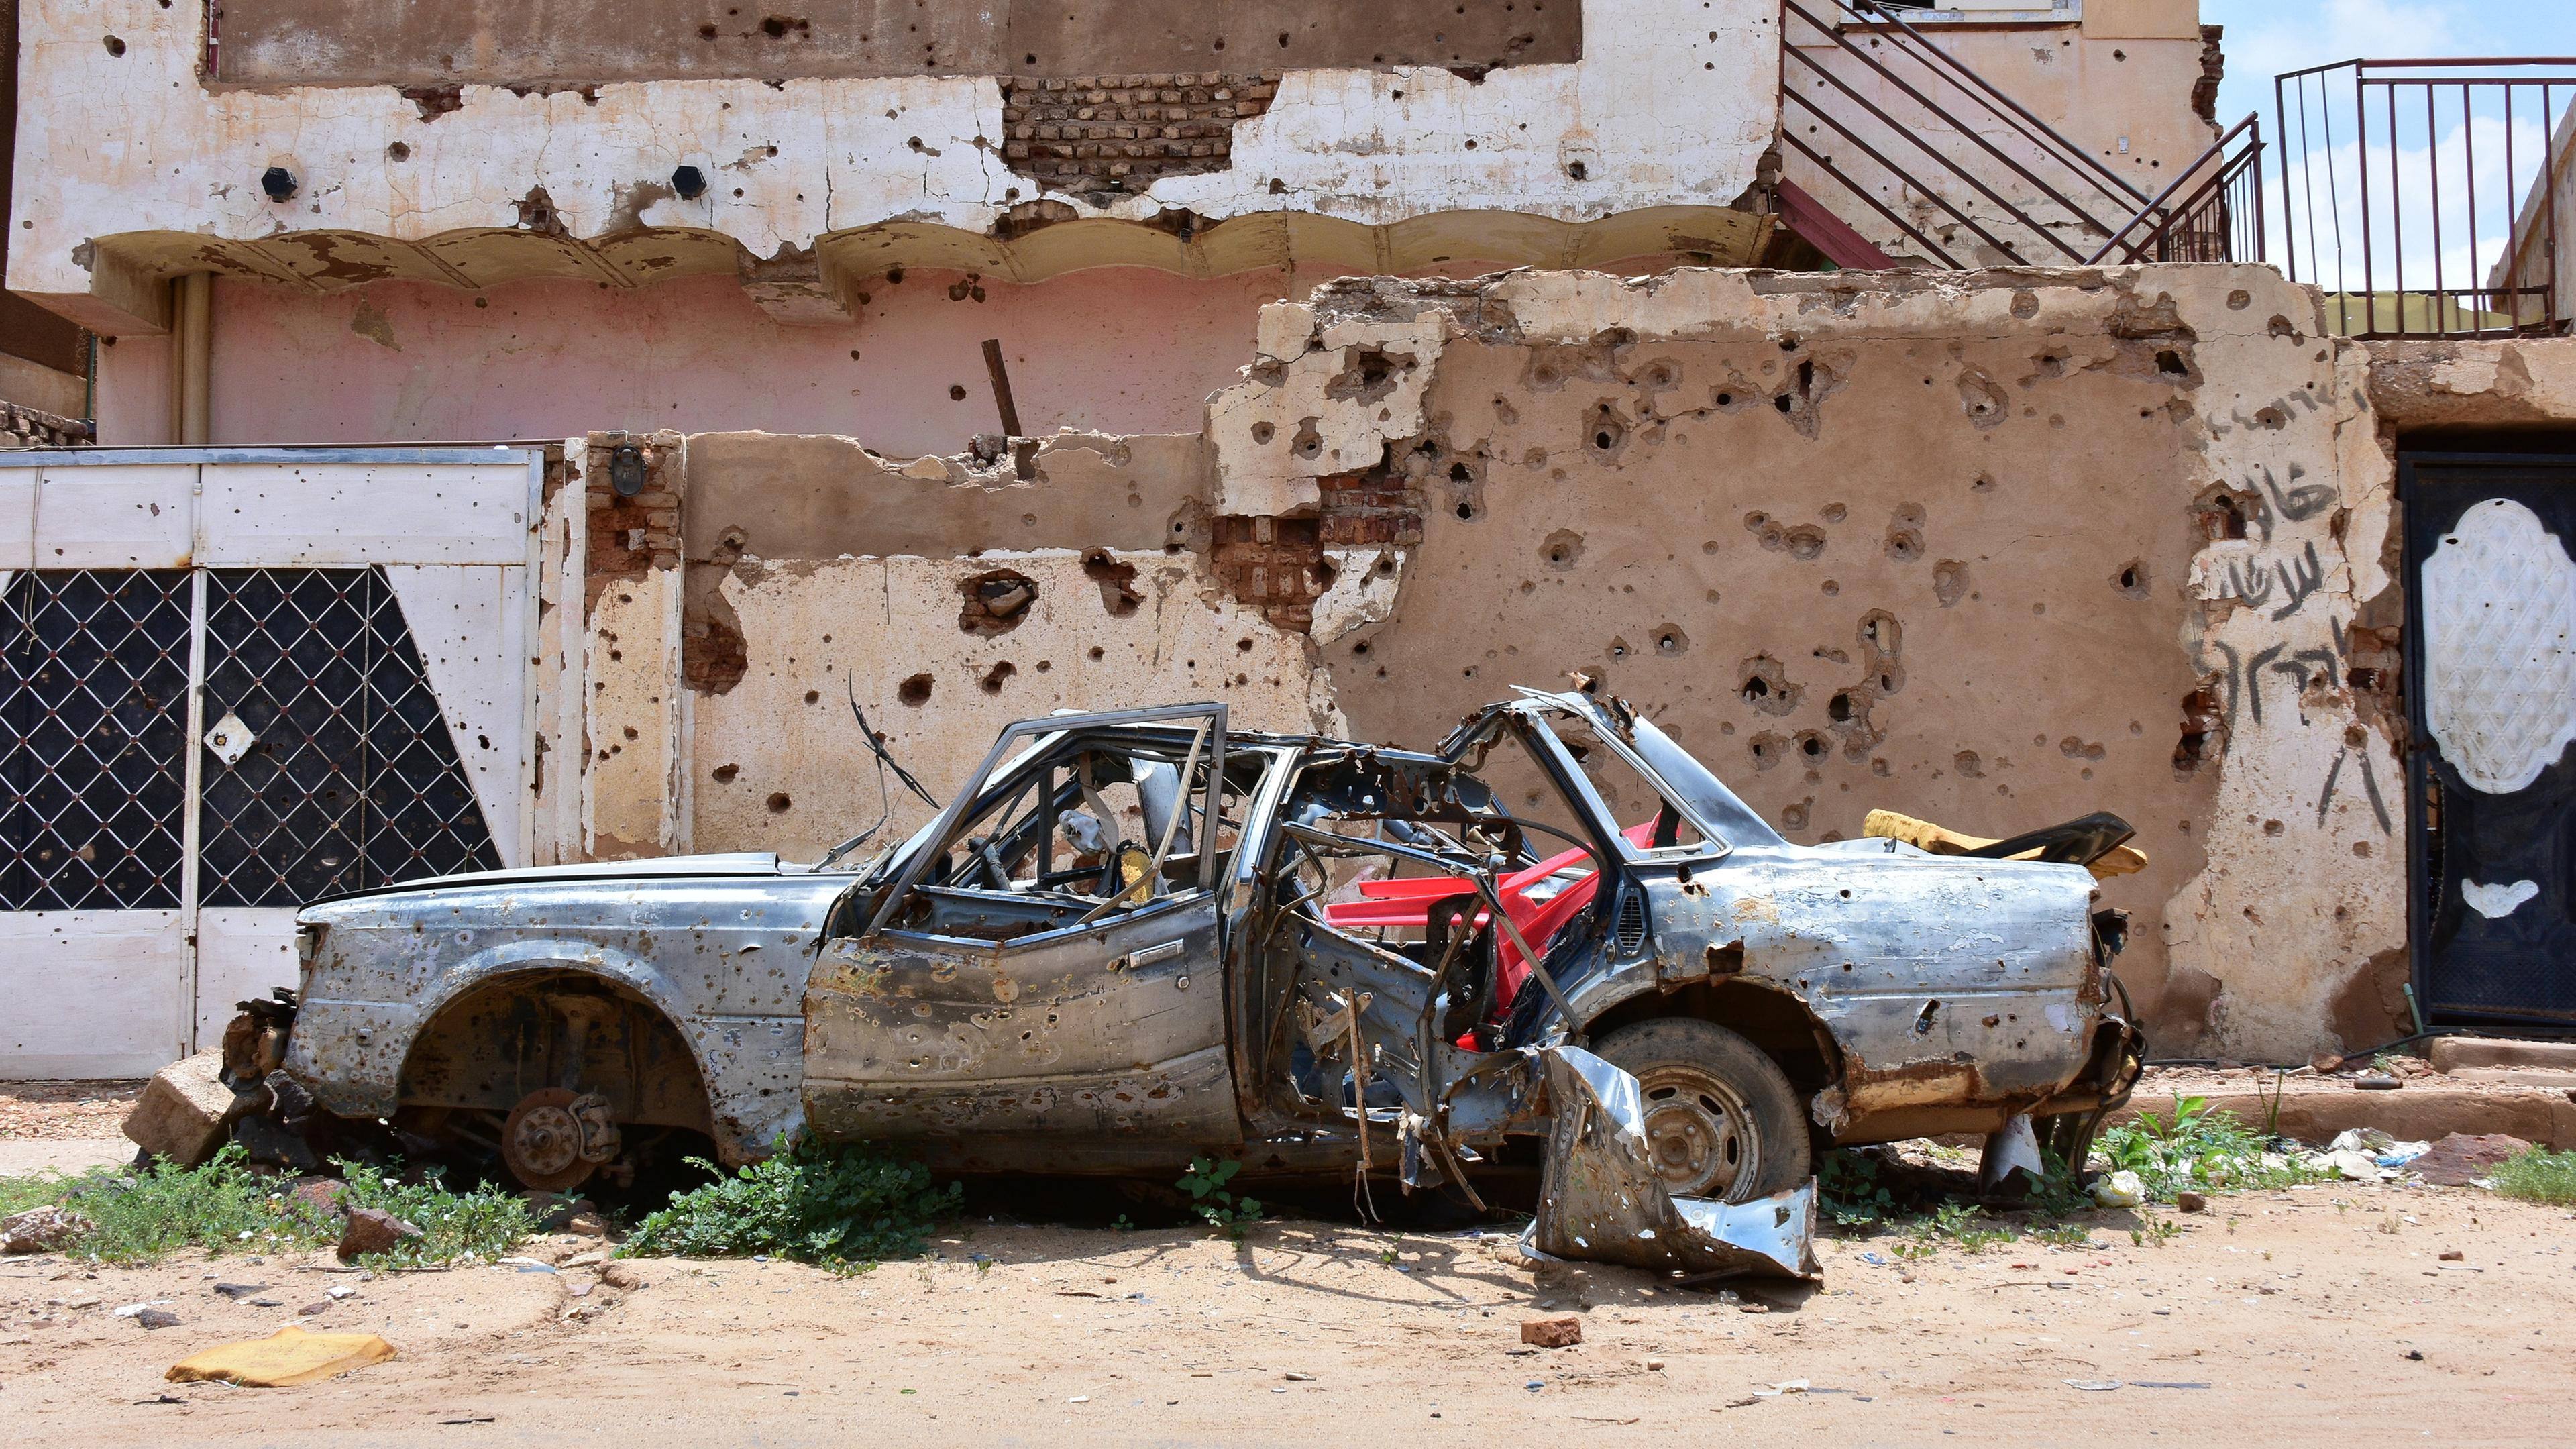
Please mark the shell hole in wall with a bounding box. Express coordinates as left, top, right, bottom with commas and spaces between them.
898, 673, 934, 706
980, 661, 1018, 694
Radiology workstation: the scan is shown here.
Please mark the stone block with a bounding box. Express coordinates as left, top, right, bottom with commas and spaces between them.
123, 1049, 241, 1167
1521, 1314, 1582, 1347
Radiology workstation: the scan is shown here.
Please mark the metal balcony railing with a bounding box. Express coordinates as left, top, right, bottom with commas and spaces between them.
2276, 59, 2576, 339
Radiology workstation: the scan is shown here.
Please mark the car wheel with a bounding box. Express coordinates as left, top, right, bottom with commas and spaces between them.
1591, 1017, 1811, 1202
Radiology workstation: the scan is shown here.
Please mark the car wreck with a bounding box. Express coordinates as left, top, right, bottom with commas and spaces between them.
216, 689, 2143, 1281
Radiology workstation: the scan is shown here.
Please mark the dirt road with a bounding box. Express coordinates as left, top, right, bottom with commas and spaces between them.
5, 1175, 2569, 1448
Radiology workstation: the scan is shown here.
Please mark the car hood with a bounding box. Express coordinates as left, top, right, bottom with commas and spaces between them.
299, 851, 804, 910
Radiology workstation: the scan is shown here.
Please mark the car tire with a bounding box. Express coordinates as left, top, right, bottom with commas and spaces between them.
1591, 1017, 1811, 1203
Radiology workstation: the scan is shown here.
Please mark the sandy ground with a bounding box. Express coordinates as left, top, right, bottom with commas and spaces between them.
3, 1179, 2569, 1448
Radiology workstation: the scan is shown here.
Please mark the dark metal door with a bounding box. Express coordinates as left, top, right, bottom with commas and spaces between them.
2402, 455, 2576, 1026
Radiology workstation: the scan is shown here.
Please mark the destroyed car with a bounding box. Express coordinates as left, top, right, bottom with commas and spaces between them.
251, 691, 2142, 1274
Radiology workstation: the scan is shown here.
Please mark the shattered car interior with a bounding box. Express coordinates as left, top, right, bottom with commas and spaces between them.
255, 690, 2145, 1281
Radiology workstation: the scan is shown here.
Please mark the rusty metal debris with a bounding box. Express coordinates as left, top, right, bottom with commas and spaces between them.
1527, 1046, 1819, 1281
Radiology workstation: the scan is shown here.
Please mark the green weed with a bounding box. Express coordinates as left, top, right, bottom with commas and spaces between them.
333, 1160, 531, 1267
1912, 1199, 2015, 1254
2489, 1148, 2576, 1205
1179, 1157, 1263, 1240
2031, 1222, 2090, 1248
1817, 1148, 1899, 1227
621, 1138, 959, 1269
2095, 1096, 2322, 1201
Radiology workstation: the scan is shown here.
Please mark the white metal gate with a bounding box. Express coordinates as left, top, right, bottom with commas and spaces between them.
0, 449, 541, 1077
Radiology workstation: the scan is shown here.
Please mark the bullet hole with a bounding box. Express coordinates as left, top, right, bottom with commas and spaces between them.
898, 673, 934, 706
1819, 502, 1848, 524
1884, 504, 1927, 562
1087, 646, 1106, 661
2226, 288, 2253, 311
1654, 625, 1688, 656
1739, 655, 1801, 716
1780, 799, 1811, 833
1291, 419, 1324, 460
700, 21, 719, 38
2116, 559, 2150, 598
979, 661, 1018, 694
1456, 502, 1475, 520
1954, 750, 1983, 778
1081, 549, 1142, 616
766, 792, 793, 814
102, 35, 125, 56
1749, 732, 1788, 771
804, 690, 821, 704
2192, 487, 2253, 541
2173, 688, 2224, 771
1585, 402, 1629, 454
1248, 421, 1278, 448
760, 15, 812, 39
712, 763, 740, 784
1957, 368, 2007, 428
957, 569, 1037, 636
260, 166, 299, 203
2263, 818, 2285, 836
1827, 692, 1854, 722
2156, 349, 2189, 377
1774, 394, 1794, 413
672, 164, 708, 199
1782, 525, 1827, 561
1566, 160, 1588, 180
1933, 560, 1970, 607
2353, 841, 2372, 858
2010, 288, 2039, 319
2269, 315, 2300, 339
948, 384, 968, 400
1352, 641, 1372, 657
1607, 637, 1632, 661
1325, 347, 1404, 403
1716, 392, 1735, 407
386, 142, 412, 162
1540, 529, 1586, 570
2059, 736, 2106, 761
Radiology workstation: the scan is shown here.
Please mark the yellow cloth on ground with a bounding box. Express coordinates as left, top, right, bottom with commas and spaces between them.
166, 1325, 398, 1387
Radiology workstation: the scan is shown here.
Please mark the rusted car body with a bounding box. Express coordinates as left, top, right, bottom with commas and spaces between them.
277, 691, 2141, 1239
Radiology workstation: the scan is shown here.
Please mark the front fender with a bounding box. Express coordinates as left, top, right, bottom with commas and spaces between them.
285, 936, 804, 1167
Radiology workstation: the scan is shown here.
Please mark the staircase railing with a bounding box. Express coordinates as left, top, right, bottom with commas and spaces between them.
1778, 0, 2157, 266
2089, 114, 2265, 266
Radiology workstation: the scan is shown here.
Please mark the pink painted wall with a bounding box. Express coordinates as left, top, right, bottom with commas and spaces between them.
97, 266, 1294, 451
91, 258, 1679, 450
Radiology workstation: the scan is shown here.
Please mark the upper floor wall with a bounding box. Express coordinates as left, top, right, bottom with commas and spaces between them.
9, 0, 1782, 335
9, 1, 2214, 340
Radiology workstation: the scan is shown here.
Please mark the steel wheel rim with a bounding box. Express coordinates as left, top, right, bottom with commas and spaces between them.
1635, 1063, 1760, 1199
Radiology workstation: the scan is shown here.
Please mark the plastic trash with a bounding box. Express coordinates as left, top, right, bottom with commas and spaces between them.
166, 1326, 397, 1387
2090, 1169, 2144, 1208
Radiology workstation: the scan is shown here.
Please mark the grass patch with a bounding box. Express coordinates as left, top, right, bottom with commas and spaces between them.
620, 1140, 959, 1269
2489, 1148, 2576, 1205
1, 1146, 532, 1266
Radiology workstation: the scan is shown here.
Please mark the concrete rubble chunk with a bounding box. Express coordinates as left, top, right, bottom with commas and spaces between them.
337, 1207, 425, 1262
1, 1205, 94, 1254
2408, 1132, 2533, 1186
123, 1049, 244, 1167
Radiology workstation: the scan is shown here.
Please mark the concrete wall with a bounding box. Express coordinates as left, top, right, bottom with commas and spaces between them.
532, 261, 2485, 1064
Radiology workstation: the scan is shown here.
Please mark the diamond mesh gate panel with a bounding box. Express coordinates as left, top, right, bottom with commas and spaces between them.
0, 570, 193, 910
198, 568, 498, 906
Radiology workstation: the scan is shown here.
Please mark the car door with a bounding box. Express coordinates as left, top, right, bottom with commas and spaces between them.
802, 705, 1245, 1158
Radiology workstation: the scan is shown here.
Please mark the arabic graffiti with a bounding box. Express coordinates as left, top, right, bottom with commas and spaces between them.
2196, 621, 2348, 729
2220, 539, 2330, 621
2314, 737, 2396, 835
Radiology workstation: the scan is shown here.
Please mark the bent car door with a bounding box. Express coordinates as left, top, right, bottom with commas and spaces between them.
802, 706, 1249, 1160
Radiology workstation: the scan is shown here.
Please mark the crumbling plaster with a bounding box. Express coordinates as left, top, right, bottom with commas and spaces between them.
9, 0, 1780, 334
1203, 264, 2408, 1059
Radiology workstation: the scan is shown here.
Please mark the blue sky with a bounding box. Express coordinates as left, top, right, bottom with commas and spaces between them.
2207, 1, 2576, 129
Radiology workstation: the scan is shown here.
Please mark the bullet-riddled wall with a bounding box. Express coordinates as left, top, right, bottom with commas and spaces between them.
540, 264, 2445, 1064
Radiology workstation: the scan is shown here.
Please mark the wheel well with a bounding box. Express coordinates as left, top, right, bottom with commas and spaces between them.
1584, 980, 1843, 1098
397, 969, 714, 1134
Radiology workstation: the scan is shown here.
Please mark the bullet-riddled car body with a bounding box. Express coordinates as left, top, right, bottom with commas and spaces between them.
278, 691, 2143, 1214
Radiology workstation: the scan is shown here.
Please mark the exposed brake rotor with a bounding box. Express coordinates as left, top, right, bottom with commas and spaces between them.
500, 1087, 621, 1193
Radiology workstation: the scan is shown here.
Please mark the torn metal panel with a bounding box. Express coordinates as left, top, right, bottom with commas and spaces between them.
1529, 1046, 1819, 1281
